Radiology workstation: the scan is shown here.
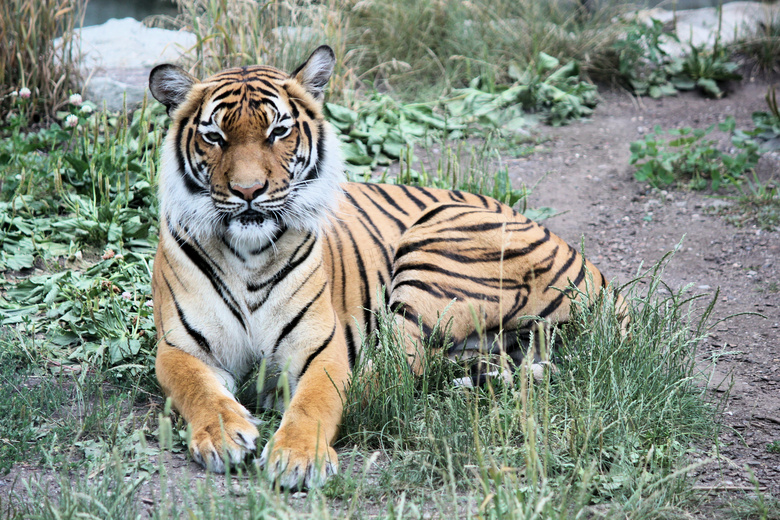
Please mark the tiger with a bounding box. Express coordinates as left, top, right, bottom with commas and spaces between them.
148, 45, 625, 489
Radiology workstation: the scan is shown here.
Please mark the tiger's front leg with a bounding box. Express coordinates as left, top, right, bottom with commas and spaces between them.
156, 342, 260, 473
258, 313, 350, 489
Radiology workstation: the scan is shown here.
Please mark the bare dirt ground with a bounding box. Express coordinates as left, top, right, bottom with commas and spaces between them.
508, 78, 780, 509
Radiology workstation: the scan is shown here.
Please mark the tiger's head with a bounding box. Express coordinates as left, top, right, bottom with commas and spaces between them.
149, 46, 344, 251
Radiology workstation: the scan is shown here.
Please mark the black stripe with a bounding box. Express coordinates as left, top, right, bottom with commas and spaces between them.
249, 226, 287, 255
397, 184, 426, 210
220, 235, 246, 262
394, 278, 499, 302
212, 87, 242, 102
394, 303, 433, 337
358, 185, 407, 233
247, 234, 314, 292
299, 324, 336, 379
393, 262, 525, 290
414, 186, 440, 204
437, 221, 535, 234
544, 246, 578, 292
343, 192, 392, 271
178, 125, 207, 195
313, 120, 326, 180
449, 190, 467, 202
365, 183, 409, 216
344, 324, 356, 368
168, 224, 247, 331
394, 236, 470, 260
344, 191, 385, 241
409, 229, 551, 264
410, 204, 483, 227
341, 223, 373, 334
164, 274, 212, 354
274, 282, 327, 353
538, 260, 587, 319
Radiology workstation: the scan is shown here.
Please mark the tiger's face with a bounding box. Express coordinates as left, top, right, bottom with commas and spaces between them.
150, 47, 344, 251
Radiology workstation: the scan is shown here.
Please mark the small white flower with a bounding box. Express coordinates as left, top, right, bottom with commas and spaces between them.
122, 291, 132, 300
68, 93, 83, 106
65, 114, 79, 128
10, 90, 18, 98
144, 300, 154, 308
19, 87, 31, 99
80, 104, 93, 114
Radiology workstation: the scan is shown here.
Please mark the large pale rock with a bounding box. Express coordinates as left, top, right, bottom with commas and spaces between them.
62, 18, 196, 111
634, 1, 780, 56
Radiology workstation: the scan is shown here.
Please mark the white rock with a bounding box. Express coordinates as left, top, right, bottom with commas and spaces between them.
72, 18, 195, 70
57, 18, 196, 111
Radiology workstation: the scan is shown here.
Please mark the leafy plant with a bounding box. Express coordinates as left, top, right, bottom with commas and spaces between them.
614, 18, 741, 99
613, 18, 681, 98
325, 93, 465, 172
674, 43, 741, 98
629, 117, 762, 189
446, 53, 598, 128
750, 87, 780, 152
326, 54, 596, 173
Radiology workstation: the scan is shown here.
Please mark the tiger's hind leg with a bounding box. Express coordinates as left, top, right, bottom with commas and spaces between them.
387, 202, 610, 382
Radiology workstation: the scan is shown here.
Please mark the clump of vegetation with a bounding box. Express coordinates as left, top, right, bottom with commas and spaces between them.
732, 10, 780, 74
1, 95, 163, 382
0, 0, 84, 122
614, 18, 741, 99
327, 53, 596, 172
719, 176, 780, 231
629, 117, 761, 189
167, 0, 626, 104
750, 87, 780, 152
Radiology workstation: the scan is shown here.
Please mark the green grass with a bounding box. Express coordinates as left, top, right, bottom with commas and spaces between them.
1, 252, 721, 518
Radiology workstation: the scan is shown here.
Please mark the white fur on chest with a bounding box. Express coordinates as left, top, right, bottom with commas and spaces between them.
167, 230, 320, 383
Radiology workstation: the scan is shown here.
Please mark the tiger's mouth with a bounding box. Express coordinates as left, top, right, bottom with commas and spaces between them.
234, 209, 266, 225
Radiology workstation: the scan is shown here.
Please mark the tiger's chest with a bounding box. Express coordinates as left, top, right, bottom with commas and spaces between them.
167, 229, 326, 379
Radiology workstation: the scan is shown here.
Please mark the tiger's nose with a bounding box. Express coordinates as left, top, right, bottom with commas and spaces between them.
229, 181, 268, 201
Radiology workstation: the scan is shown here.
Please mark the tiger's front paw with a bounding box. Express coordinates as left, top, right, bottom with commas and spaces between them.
256, 430, 338, 489
189, 399, 260, 473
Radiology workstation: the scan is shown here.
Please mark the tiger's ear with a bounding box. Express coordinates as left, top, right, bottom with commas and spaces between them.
292, 46, 335, 101
149, 64, 198, 113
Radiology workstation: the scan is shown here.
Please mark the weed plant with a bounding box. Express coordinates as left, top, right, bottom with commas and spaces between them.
614, 18, 741, 99
629, 117, 762, 189
733, 10, 780, 74
720, 175, 780, 231
0, 0, 85, 122
750, 87, 780, 152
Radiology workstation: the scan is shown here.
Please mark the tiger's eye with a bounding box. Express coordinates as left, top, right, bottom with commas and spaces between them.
203, 132, 225, 147
271, 126, 288, 138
